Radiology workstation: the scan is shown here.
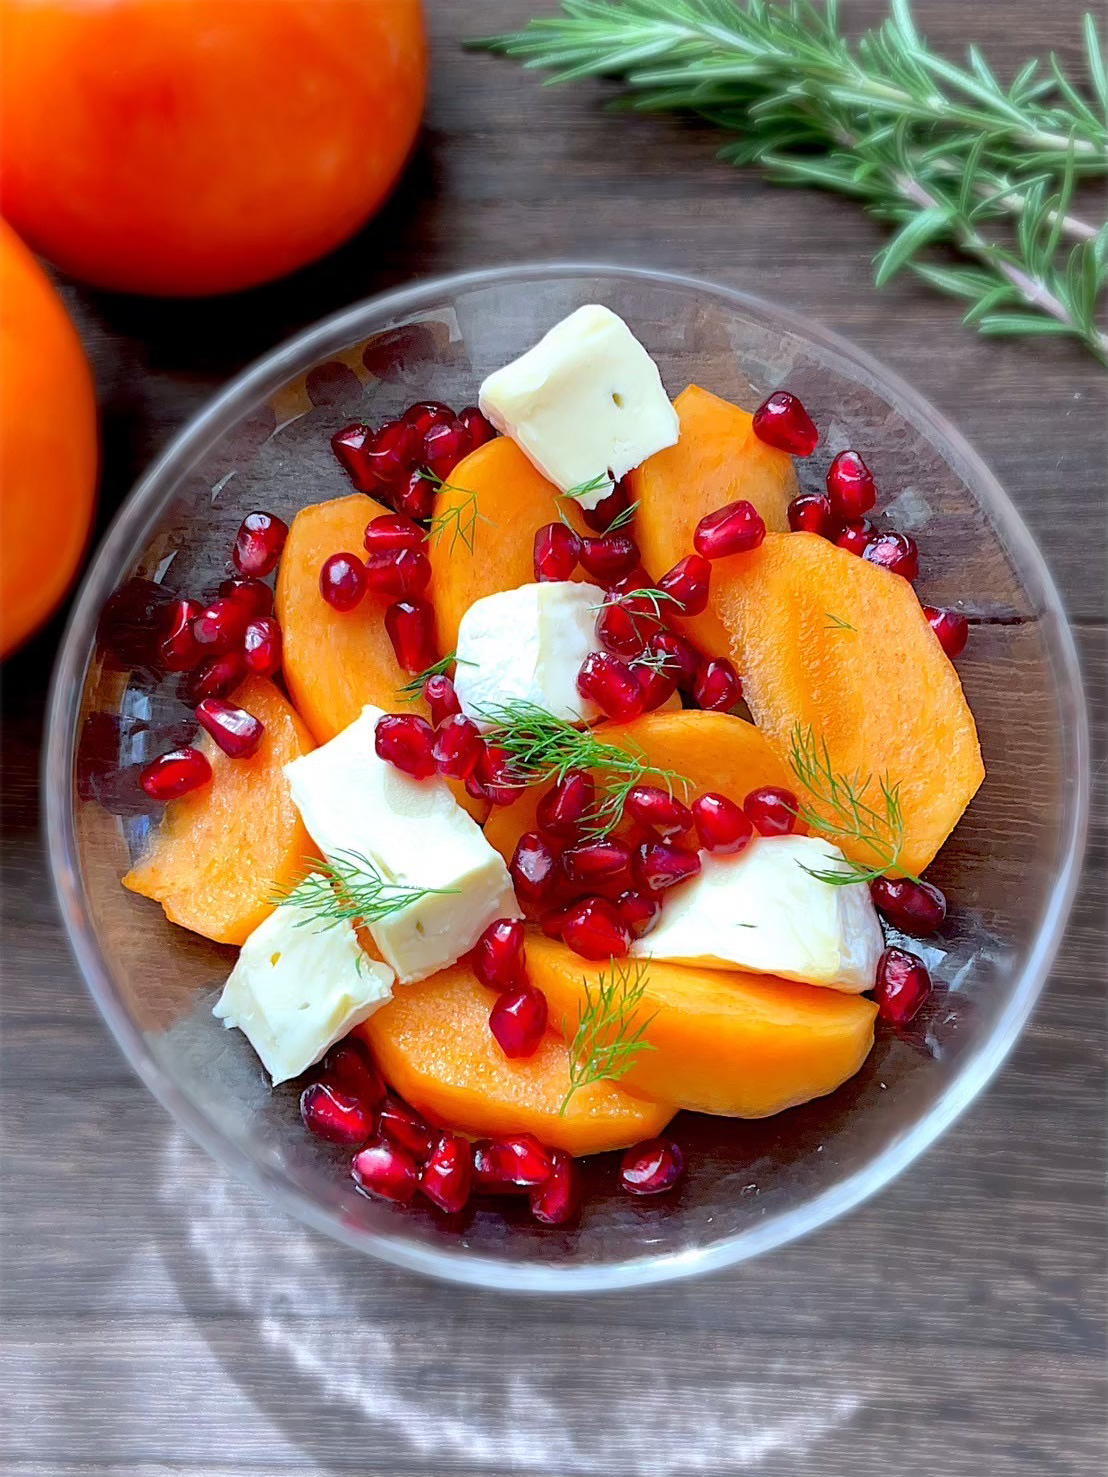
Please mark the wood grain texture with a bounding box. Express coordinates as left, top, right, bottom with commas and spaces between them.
1, 2, 1105, 1475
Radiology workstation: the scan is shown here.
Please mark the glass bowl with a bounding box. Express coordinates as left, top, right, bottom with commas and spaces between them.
44, 264, 1089, 1293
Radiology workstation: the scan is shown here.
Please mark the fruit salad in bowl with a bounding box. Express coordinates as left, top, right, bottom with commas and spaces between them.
48, 266, 1086, 1289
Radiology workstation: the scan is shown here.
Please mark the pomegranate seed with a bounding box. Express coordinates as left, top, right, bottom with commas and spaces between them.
420, 1133, 473, 1214
634, 658, 677, 712
827, 450, 877, 518
374, 712, 435, 779
533, 522, 581, 582
577, 651, 644, 722
192, 596, 250, 656
140, 747, 211, 801
537, 770, 595, 840
458, 405, 496, 452
836, 518, 877, 557
635, 840, 701, 893
219, 575, 274, 619
364, 512, 426, 555
744, 786, 798, 837
300, 1082, 373, 1146
871, 876, 947, 936
924, 605, 969, 659
319, 552, 367, 612
692, 792, 753, 854
694, 657, 743, 712
693, 500, 766, 558
490, 984, 548, 1058
752, 390, 819, 455
377, 1094, 435, 1159
563, 838, 633, 887
874, 947, 932, 1025
473, 1134, 554, 1192
657, 554, 711, 617
402, 400, 454, 438
195, 698, 264, 760
581, 477, 631, 533
97, 578, 175, 668
423, 419, 469, 481
351, 1137, 420, 1204
647, 629, 701, 692
241, 616, 282, 678
607, 564, 654, 599
394, 467, 437, 521
620, 1137, 685, 1196
596, 599, 648, 659
363, 546, 431, 597
864, 531, 919, 581
233, 510, 288, 577
579, 531, 639, 582
365, 419, 418, 487
473, 918, 526, 991
530, 1150, 581, 1225
385, 598, 437, 673
432, 713, 482, 780
178, 651, 246, 706
158, 597, 204, 671
788, 492, 836, 537
510, 831, 562, 908
560, 896, 630, 960
626, 784, 692, 837
473, 743, 519, 806
323, 1039, 386, 1108
538, 900, 577, 940
331, 423, 377, 490
423, 672, 461, 725
615, 889, 661, 938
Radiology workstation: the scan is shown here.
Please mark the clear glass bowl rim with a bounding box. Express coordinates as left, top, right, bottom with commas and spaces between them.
43, 261, 1090, 1294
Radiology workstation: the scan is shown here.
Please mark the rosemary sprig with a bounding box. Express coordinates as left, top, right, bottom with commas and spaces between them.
476, 1, 1108, 362
274, 851, 459, 928
395, 651, 475, 704
560, 958, 657, 1113
421, 470, 497, 554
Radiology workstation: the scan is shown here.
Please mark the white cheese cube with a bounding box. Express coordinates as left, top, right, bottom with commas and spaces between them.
213, 893, 394, 1085
453, 580, 606, 728
283, 707, 520, 983
632, 836, 884, 992
478, 305, 679, 508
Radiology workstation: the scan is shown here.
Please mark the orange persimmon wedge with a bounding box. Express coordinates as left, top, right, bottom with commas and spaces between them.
714, 532, 984, 876
361, 962, 675, 1155
628, 384, 797, 655
122, 676, 315, 946
526, 935, 877, 1118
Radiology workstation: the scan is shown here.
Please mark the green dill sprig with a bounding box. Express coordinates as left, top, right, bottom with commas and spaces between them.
588, 585, 676, 619
560, 958, 657, 1113
421, 470, 497, 554
274, 851, 459, 928
604, 499, 640, 531
824, 612, 857, 632
395, 651, 475, 704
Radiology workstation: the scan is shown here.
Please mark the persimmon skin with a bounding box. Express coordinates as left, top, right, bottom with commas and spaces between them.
0, 0, 427, 296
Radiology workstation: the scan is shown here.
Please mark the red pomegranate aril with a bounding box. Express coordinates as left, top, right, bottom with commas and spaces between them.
219, 575, 274, 618
331, 423, 377, 490
596, 598, 647, 659
788, 491, 836, 537
864, 531, 920, 581
158, 597, 204, 671
490, 985, 549, 1059
364, 512, 426, 555
423, 419, 469, 482
420, 1133, 473, 1214
473, 917, 526, 991
402, 400, 454, 438
616, 888, 661, 938
582, 476, 632, 533
560, 896, 630, 960
626, 784, 693, 837
423, 672, 461, 725
607, 564, 653, 599
474, 743, 519, 807
319, 552, 367, 613
578, 531, 640, 582
178, 651, 246, 706
192, 596, 251, 655
233, 510, 288, 577
473, 1133, 554, 1193
537, 769, 595, 840
363, 546, 431, 598
323, 1039, 386, 1109
692, 792, 753, 854
140, 747, 212, 801
924, 605, 969, 659
239, 617, 281, 679
871, 876, 947, 936
635, 840, 701, 893
374, 712, 436, 780
744, 786, 798, 837
300, 1082, 373, 1146
195, 698, 264, 759
510, 831, 562, 908
634, 658, 677, 712
385, 598, 437, 673
694, 657, 743, 712
394, 467, 437, 521
647, 629, 700, 692
693, 499, 766, 559
458, 405, 496, 452
530, 1150, 581, 1225
620, 1137, 685, 1196
365, 418, 418, 487
577, 651, 644, 722
432, 713, 482, 780
534, 521, 581, 582
563, 837, 633, 887
377, 1094, 435, 1159
827, 450, 877, 518
657, 554, 711, 616
539, 899, 578, 940
752, 390, 819, 455
351, 1137, 420, 1204
874, 947, 932, 1025
836, 517, 877, 557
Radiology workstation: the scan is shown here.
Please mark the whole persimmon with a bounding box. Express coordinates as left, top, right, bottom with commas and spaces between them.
0, 0, 427, 296
0, 222, 98, 656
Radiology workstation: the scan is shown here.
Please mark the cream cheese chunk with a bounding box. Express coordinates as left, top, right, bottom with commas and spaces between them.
213, 892, 394, 1085
478, 304, 679, 508
283, 706, 520, 983
453, 580, 606, 728
632, 835, 884, 992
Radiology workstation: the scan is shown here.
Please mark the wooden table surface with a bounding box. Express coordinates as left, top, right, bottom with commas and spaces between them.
2, 3, 1105, 1474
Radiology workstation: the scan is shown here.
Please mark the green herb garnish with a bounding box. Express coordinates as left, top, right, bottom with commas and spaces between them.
395, 651, 475, 704
560, 958, 657, 1113
274, 850, 459, 928
421, 470, 497, 554
824, 612, 857, 632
